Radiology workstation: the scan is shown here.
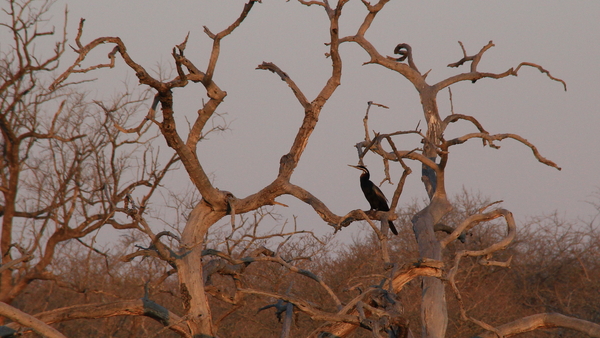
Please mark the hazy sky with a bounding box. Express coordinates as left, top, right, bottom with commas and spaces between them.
45, 1, 600, 241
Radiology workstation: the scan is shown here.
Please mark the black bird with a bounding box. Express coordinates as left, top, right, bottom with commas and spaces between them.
348, 164, 399, 235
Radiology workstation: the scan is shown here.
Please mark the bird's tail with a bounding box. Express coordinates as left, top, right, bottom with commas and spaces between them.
388, 220, 398, 236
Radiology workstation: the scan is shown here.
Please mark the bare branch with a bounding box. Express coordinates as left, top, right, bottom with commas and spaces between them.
383, 136, 413, 211
204, 1, 259, 83
239, 288, 359, 324
515, 62, 567, 91
447, 40, 495, 72
0, 254, 33, 274
308, 260, 443, 338
203, 248, 343, 309
357, 210, 390, 264
446, 209, 516, 331
0, 302, 67, 338
257, 62, 311, 110
444, 132, 561, 170
435, 41, 566, 91
4, 299, 191, 337
477, 313, 600, 338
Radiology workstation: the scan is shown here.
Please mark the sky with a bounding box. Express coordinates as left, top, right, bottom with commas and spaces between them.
42, 0, 600, 242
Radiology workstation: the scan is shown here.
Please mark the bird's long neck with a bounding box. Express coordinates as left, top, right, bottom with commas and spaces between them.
360, 172, 371, 189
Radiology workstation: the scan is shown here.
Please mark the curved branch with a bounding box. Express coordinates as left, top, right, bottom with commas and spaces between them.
0, 302, 66, 338
256, 62, 311, 110
203, 248, 343, 309
515, 62, 567, 91
442, 114, 489, 137
476, 313, 600, 338
204, 0, 259, 83
435, 41, 566, 91
4, 299, 190, 337
446, 209, 516, 331
308, 260, 443, 338
444, 132, 561, 170
281, 182, 397, 234
239, 288, 359, 324
283, 182, 343, 226
393, 43, 419, 73
447, 40, 494, 72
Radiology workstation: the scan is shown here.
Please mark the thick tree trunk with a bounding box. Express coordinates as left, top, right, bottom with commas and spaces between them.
0, 142, 20, 308
177, 200, 225, 337
415, 90, 451, 338
412, 198, 451, 338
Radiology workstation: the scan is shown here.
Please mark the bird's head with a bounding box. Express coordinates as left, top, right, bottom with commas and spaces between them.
348, 164, 369, 175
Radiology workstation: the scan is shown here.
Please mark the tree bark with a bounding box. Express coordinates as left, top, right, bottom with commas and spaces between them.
412, 202, 450, 338
413, 84, 452, 338
0, 302, 67, 338
476, 313, 600, 338
4, 299, 190, 337
307, 264, 443, 338
177, 200, 226, 337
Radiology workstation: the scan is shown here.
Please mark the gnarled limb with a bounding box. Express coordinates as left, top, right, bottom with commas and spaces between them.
477, 313, 600, 338
443, 132, 561, 170
256, 62, 311, 111
0, 302, 66, 338
446, 209, 515, 333
436, 41, 566, 91
343, 4, 565, 336
308, 260, 443, 338
3, 299, 190, 337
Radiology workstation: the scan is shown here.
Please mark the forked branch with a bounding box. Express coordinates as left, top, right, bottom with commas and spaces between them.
477, 313, 600, 338
436, 41, 566, 90
4, 299, 190, 337
446, 209, 516, 333
202, 248, 343, 309
308, 260, 443, 338
443, 132, 561, 170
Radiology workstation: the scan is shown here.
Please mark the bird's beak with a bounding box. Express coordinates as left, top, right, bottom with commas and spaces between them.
348, 164, 359, 169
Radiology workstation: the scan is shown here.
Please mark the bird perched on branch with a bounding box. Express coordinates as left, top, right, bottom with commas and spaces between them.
348, 164, 399, 235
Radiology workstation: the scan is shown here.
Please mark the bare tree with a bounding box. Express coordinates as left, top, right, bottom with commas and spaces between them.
0, 0, 176, 318
9, 0, 599, 338
52, 1, 354, 335
322, 1, 586, 338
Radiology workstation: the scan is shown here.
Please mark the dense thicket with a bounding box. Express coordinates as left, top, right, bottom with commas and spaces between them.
14, 194, 599, 337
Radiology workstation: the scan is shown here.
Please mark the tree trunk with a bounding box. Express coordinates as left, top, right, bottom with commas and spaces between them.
0, 140, 20, 308
177, 200, 225, 337
412, 198, 451, 338
414, 89, 451, 338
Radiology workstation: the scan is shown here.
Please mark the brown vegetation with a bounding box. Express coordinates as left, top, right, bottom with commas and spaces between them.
9, 194, 600, 337
1, 0, 598, 337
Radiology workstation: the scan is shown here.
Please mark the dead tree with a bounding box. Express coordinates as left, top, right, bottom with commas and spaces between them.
52, 1, 367, 336
0, 0, 175, 317
47, 1, 600, 338
323, 1, 568, 338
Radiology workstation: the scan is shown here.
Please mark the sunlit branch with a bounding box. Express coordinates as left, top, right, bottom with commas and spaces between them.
239, 288, 359, 324
443, 132, 561, 170
446, 209, 516, 331
256, 62, 311, 111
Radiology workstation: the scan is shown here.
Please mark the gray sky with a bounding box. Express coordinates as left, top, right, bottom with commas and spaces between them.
50, 1, 600, 241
